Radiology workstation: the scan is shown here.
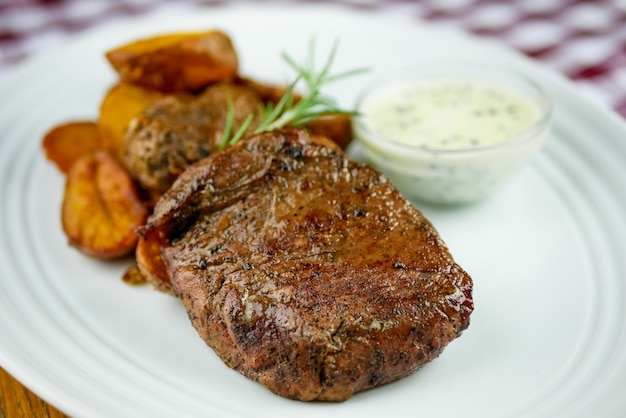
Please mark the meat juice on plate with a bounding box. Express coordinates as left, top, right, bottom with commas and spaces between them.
353, 63, 552, 205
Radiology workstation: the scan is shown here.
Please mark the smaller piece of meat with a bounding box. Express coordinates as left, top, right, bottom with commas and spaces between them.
123, 82, 262, 193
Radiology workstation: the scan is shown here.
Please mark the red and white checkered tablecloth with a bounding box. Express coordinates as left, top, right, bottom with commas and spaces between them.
2, 0, 626, 116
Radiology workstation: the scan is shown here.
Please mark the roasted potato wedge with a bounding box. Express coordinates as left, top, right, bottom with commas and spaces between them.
42, 121, 101, 174
98, 82, 165, 159
136, 236, 172, 293
305, 113, 353, 150
105, 30, 238, 93
62, 150, 148, 259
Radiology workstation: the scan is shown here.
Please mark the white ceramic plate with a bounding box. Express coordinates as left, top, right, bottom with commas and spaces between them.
1, 3, 625, 417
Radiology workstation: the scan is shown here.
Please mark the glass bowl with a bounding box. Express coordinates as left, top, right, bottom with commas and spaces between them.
352, 62, 553, 206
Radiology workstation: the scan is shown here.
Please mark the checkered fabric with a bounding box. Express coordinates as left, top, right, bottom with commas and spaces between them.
1, 0, 626, 116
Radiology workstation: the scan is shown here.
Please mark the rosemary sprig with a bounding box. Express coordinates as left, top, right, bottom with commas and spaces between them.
219, 39, 367, 150
219, 98, 255, 149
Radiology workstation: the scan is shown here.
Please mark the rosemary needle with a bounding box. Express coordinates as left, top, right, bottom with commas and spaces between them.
219, 39, 367, 150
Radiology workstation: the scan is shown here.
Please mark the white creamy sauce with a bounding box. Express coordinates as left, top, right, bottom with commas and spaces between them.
365, 78, 539, 150
354, 73, 551, 205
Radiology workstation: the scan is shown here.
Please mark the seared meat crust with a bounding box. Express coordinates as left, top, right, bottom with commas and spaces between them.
141, 128, 473, 401
123, 82, 261, 193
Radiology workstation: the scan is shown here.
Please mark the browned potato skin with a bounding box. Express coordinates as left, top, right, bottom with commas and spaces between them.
62, 150, 148, 259
136, 236, 172, 294
105, 30, 238, 93
305, 113, 353, 150
42, 121, 102, 174
98, 82, 166, 159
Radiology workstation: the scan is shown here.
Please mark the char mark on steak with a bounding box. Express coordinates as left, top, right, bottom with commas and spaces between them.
140, 127, 473, 401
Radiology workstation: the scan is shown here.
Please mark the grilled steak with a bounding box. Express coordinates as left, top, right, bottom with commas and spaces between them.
140, 128, 473, 401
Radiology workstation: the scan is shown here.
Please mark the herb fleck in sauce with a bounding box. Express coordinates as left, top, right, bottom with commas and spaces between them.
366, 79, 539, 150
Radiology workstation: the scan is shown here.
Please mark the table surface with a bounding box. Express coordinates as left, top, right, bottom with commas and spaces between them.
1, 0, 625, 416
0, 367, 68, 418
